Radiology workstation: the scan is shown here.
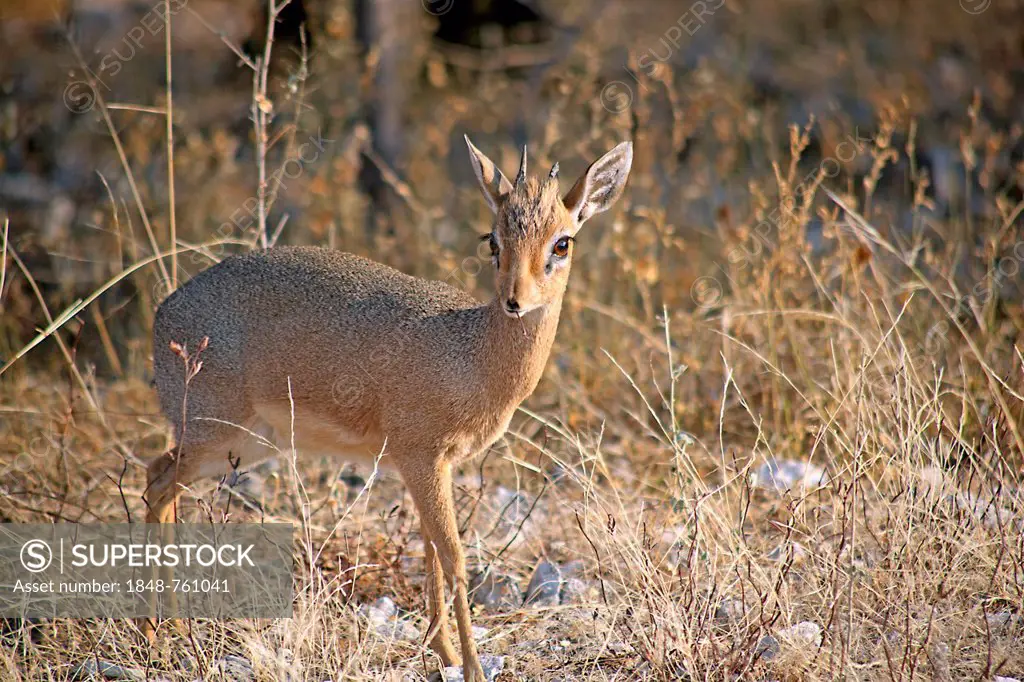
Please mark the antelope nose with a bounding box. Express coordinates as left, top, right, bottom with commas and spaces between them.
506, 298, 520, 312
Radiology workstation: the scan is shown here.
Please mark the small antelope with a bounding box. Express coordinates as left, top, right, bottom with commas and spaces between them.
143, 137, 632, 679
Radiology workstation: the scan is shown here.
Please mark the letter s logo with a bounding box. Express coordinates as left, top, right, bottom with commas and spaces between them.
21, 540, 53, 573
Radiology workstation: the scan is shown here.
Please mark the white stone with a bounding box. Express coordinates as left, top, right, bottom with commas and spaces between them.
359, 596, 419, 641
752, 459, 828, 492
714, 598, 745, 625
778, 621, 823, 648
440, 655, 505, 682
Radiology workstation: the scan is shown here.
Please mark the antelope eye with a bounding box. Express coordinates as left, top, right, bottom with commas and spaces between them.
552, 236, 573, 258
480, 233, 499, 260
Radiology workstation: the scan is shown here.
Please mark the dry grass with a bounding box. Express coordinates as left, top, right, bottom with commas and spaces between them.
1, 0, 1023, 679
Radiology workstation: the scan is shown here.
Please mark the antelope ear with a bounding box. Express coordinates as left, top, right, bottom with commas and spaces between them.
465, 135, 513, 214
563, 141, 633, 228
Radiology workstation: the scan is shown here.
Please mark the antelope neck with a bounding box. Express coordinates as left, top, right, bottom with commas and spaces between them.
475, 295, 563, 403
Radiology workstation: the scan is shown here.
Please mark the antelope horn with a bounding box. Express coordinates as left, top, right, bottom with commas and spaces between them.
515, 145, 527, 187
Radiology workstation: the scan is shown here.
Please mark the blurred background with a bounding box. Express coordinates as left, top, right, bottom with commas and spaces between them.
1, 0, 1021, 376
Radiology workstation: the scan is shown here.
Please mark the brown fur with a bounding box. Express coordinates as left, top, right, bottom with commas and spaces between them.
141, 138, 632, 680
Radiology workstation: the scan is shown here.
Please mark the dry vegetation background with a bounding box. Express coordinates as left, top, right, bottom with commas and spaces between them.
2, 0, 1024, 679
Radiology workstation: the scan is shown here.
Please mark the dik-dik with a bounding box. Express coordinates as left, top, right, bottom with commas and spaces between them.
143, 137, 632, 680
